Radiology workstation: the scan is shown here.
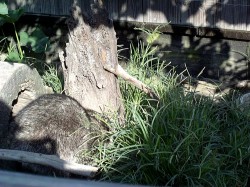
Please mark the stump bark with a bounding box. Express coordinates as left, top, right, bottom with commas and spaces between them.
59, 1, 124, 118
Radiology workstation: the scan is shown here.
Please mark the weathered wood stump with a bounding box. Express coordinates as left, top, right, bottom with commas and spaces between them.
59, 1, 125, 118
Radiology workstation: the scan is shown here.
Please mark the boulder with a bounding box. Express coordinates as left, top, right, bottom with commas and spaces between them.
0, 61, 48, 143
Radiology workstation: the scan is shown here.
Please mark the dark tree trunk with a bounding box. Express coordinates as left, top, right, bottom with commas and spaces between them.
59, 1, 124, 118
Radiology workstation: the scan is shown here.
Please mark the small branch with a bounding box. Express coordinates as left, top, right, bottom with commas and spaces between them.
104, 64, 160, 101
0, 149, 99, 177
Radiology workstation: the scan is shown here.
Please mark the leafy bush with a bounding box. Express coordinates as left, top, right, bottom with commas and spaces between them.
0, 2, 49, 62
0, 2, 59, 92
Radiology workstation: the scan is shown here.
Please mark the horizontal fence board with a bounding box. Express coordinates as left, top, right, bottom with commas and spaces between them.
221, 0, 235, 30
204, 0, 217, 28
234, 0, 247, 31
143, 0, 169, 24
167, 1, 180, 24
117, 0, 128, 21
106, 0, 119, 20
191, 1, 203, 27
248, 2, 250, 31
127, 0, 143, 22
6, 0, 250, 32
120, 0, 143, 22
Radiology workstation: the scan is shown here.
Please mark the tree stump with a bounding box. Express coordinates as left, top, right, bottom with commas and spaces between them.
59, 1, 124, 118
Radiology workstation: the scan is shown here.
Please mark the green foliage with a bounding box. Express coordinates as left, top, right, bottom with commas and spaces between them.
6, 37, 19, 61
90, 27, 250, 186
19, 28, 50, 53
0, 2, 8, 15
135, 25, 164, 45
42, 65, 63, 94
0, 1, 23, 25
0, 2, 49, 63
0, 2, 57, 92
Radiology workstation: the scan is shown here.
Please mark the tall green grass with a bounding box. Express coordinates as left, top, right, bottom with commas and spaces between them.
90, 29, 250, 186
42, 65, 63, 93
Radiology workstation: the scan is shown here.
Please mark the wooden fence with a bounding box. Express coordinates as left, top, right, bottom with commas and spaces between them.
7, 0, 250, 32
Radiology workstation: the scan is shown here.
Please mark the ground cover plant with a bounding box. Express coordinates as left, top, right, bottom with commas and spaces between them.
89, 28, 250, 186
0, 2, 49, 63
0, 2, 63, 93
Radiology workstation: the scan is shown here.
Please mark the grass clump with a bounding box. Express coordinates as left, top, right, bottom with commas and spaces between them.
90, 28, 250, 186
42, 65, 63, 93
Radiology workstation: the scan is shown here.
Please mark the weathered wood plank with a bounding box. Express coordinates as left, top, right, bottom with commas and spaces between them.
5, 0, 250, 32
117, 0, 143, 22
166, 0, 180, 24
143, 0, 169, 24
49, 0, 56, 15
190, 0, 204, 27
214, 0, 221, 29
126, 0, 143, 22
142, 0, 150, 23
180, 1, 192, 25
117, 0, 128, 21
0, 149, 99, 177
204, 0, 217, 28
234, 0, 247, 31
61, 0, 74, 16
193, 0, 216, 28
77, 0, 91, 13
247, 0, 250, 31
220, 0, 235, 30
40, 0, 53, 15
33, 0, 43, 14
105, 0, 119, 20
0, 170, 148, 187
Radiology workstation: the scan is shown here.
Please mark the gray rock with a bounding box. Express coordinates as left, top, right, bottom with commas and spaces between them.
0, 61, 48, 143
0, 61, 47, 107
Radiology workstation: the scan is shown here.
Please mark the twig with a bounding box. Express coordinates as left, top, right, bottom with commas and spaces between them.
104, 64, 160, 101
0, 149, 99, 177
